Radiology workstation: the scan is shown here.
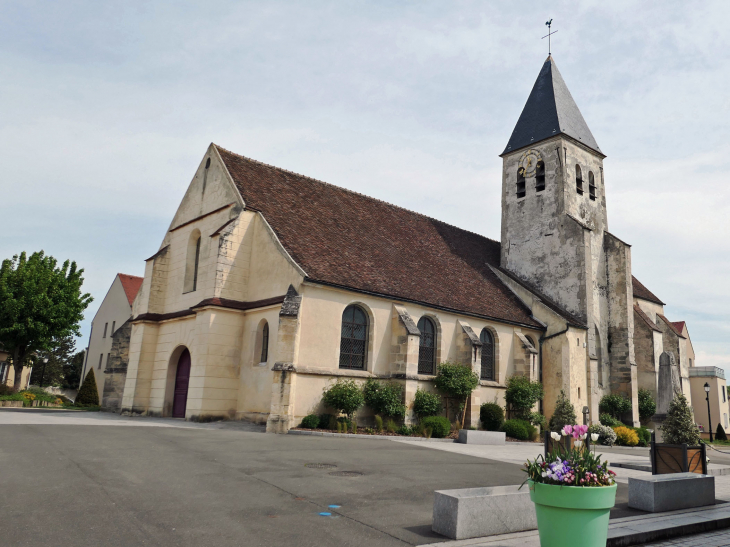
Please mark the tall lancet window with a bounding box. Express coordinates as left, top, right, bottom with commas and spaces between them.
535, 160, 545, 192
417, 317, 436, 375
588, 171, 596, 201
575, 165, 584, 195
183, 230, 202, 293
516, 167, 526, 198
480, 328, 495, 381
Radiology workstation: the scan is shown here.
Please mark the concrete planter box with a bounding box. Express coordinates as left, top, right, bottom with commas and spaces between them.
433, 485, 536, 539
0, 400, 23, 407
457, 430, 505, 445
628, 473, 715, 512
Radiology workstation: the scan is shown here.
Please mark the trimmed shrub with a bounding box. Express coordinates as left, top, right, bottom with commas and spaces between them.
350, 421, 357, 434
317, 414, 334, 429
614, 426, 639, 447
660, 394, 701, 445
75, 369, 100, 406
479, 402, 505, 431
301, 414, 320, 429
717, 424, 728, 441
505, 376, 544, 420
549, 390, 577, 432
599, 393, 632, 419
386, 419, 397, 433
638, 389, 656, 422
529, 412, 547, 431
413, 388, 442, 419
374, 415, 383, 433
363, 379, 406, 419
322, 379, 364, 419
501, 419, 530, 441
588, 423, 617, 446
420, 416, 451, 438
397, 425, 412, 436
635, 426, 651, 447
599, 413, 622, 428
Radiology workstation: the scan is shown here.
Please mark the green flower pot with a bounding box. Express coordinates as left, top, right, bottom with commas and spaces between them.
528, 481, 617, 547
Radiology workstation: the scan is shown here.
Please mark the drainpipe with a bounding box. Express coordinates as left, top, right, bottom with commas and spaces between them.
539, 327, 571, 415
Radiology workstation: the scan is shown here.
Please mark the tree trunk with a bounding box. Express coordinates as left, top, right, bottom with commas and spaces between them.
12, 347, 26, 392
461, 395, 468, 429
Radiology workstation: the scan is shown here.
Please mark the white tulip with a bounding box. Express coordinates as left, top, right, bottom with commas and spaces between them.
550, 432, 561, 441
591, 433, 599, 442
580, 434, 587, 441
574, 440, 584, 448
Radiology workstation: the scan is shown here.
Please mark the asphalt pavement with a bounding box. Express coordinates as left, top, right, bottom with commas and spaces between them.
0, 409, 529, 547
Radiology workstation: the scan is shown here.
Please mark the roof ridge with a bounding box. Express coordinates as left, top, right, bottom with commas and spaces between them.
213, 143, 501, 247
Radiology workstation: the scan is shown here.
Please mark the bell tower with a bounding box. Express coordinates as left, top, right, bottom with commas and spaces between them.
499, 56, 639, 426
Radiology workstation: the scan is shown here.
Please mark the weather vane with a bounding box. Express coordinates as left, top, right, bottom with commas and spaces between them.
542, 19, 558, 56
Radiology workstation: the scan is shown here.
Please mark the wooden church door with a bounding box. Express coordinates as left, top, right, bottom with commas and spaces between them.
172, 349, 191, 418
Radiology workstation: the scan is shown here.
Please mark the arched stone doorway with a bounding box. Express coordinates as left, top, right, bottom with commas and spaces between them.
172, 349, 191, 418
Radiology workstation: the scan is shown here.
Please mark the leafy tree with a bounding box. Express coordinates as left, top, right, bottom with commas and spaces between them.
362, 378, 406, 419
638, 388, 657, 422
599, 393, 632, 419
0, 252, 92, 391
504, 375, 544, 419
549, 390, 577, 432
660, 394, 701, 445
30, 334, 76, 388
75, 368, 100, 406
434, 362, 479, 429
63, 351, 85, 389
322, 379, 364, 419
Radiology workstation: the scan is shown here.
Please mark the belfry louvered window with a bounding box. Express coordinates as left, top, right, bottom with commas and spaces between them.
339, 305, 368, 370
588, 171, 596, 201
516, 168, 526, 198
480, 329, 495, 381
536, 161, 545, 192
417, 317, 436, 375
575, 165, 584, 195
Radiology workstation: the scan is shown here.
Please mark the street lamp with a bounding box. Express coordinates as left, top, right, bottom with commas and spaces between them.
39, 357, 48, 388
705, 382, 714, 442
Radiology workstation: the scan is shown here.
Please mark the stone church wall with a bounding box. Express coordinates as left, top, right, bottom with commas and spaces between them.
102, 320, 132, 412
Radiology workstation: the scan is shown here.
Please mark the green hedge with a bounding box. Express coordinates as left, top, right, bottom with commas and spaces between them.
501, 419, 535, 441
420, 416, 451, 438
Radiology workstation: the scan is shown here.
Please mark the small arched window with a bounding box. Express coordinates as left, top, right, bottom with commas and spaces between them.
417, 317, 436, 375
516, 168, 526, 198
339, 305, 368, 370
535, 161, 545, 192
183, 230, 201, 293
260, 322, 269, 363
480, 328, 495, 381
575, 165, 584, 195
588, 171, 596, 201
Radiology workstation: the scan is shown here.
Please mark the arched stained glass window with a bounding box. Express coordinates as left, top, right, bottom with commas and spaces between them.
417, 317, 436, 375
339, 305, 368, 370
480, 329, 495, 381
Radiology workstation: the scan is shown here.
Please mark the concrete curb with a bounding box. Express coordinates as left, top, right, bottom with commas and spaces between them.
287, 429, 456, 442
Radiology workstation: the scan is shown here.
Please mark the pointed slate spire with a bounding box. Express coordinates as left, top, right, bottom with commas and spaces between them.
502, 56, 602, 156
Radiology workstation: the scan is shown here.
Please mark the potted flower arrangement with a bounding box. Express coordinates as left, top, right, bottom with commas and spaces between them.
522, 425, 617, 547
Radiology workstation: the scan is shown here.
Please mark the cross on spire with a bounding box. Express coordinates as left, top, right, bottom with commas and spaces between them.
542, 19, 558, 56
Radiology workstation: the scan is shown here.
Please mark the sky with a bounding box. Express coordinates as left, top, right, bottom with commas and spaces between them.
1, 1, 728, 374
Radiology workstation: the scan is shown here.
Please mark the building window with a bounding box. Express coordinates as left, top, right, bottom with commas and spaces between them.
689, 358, 692, 367
588, 171, 596, 201
417, 317, 436, 375
576, 165, 584, 195
480, 328, 495, 381
535, 160, 545, 192
107, 353, 111, 368
98, 354, 103, 369
111, 321, 116, 336
339, 305, 368, 370
260, 322, 269, 363
725, 413, 728, 429
516, 168, 526, 198
103, 323, 108, 338
183, 230, 202, 293
723, 386, 726, 403
0, 363, 8, 384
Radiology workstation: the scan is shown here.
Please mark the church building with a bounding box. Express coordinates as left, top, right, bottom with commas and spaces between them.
113, 56, 693, 431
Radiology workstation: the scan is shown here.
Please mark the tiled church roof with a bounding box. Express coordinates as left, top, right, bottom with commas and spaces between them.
216, 146, 543, 329
118, 273, 143, 307
632, 276, 665, 305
